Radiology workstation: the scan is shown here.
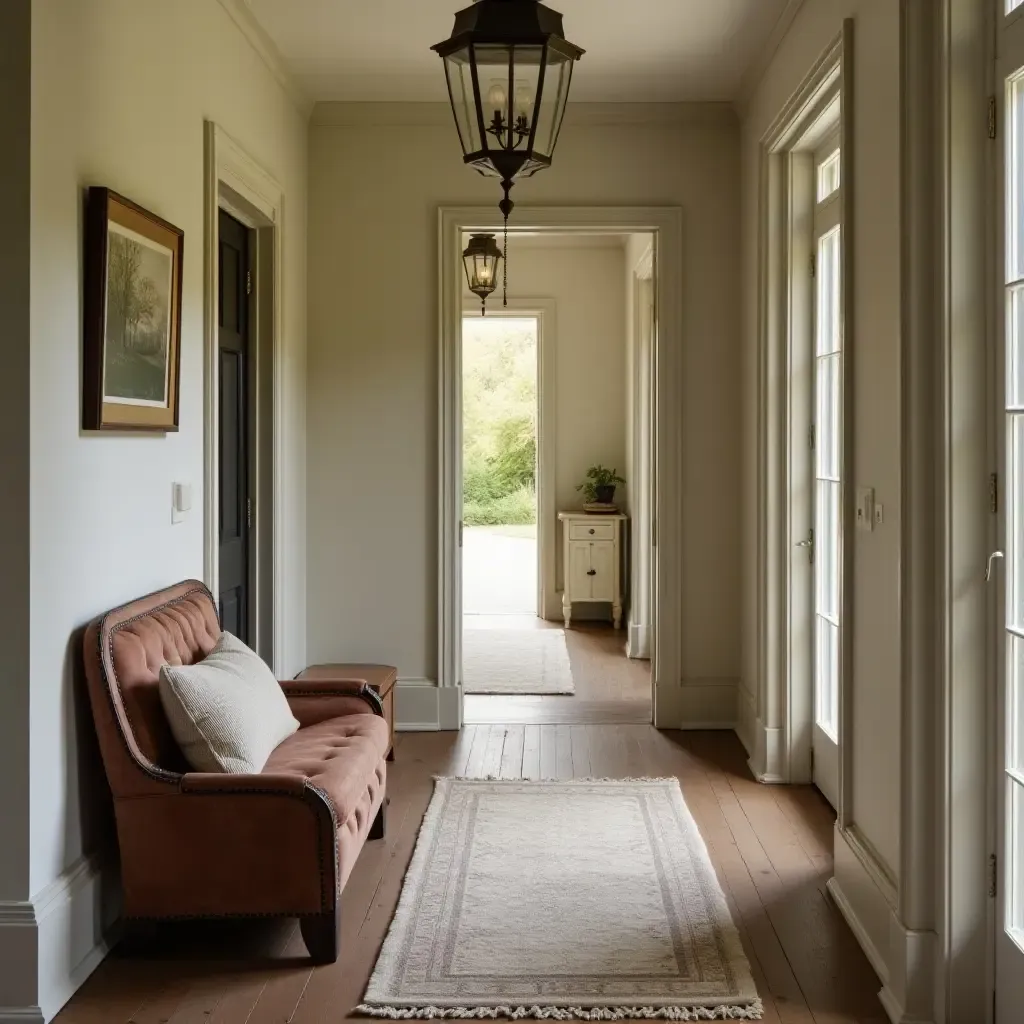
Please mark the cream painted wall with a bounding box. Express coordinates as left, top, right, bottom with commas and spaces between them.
461, 238, 628, 599
306, 104, 741, 686
28, 0, 309, 916
740, 0, 901, 876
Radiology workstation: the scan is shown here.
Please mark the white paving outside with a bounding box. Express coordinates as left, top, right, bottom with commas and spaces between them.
462, 525, 537, 617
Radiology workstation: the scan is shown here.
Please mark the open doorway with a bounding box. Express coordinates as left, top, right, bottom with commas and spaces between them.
203, 123, 282, 673
462, 314, 540, 622
457, 229, 656, 726
461, 312, 561, 697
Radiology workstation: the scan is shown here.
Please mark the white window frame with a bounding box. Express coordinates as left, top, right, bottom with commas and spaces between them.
810, 128, 843, 810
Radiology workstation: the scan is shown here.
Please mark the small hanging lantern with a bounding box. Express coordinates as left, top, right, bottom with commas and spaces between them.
463, 233, 504, 314
433, 0, 584, 305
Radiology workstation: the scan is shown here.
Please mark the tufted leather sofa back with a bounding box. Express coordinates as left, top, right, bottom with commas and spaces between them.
83, 580, 221, 793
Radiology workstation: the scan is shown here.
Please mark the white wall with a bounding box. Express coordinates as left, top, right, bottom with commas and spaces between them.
307, 103, 741, 691
18, 1, 309, 1017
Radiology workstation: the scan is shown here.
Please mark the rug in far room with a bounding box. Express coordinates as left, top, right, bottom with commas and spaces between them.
462, 627, 575, 695
357, 777, 762, 1020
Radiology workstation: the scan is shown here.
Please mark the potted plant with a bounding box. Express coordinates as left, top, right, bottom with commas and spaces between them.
576, 465, 625, 505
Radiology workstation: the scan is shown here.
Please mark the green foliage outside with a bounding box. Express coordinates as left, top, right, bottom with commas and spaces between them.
463, 317, 537, 526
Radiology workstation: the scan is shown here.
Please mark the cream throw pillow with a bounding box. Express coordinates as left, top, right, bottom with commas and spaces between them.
159, 631, 299, 774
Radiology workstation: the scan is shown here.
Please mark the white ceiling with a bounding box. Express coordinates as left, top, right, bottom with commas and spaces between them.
244, 0, 795, 103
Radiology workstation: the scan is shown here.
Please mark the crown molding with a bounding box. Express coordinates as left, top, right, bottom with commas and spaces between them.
216, 0, 313, 119
310, 100, 737, 129
734, 0, 808, 116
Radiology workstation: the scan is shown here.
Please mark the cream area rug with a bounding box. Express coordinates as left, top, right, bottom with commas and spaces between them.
358, 778, 762, 1020
462, 629, 575, 695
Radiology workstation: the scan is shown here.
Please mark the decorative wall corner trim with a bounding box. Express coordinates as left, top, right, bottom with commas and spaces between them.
734, 0, 809, 114
214, 0, 312, 118
0, 851, 118, 1023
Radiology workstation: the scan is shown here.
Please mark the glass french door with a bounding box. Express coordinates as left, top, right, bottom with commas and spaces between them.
811, 141, 842, 809
995, 39, 1024, 1018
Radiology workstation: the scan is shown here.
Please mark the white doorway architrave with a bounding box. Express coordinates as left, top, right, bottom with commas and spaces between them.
461, 298, 559, 621
202, 122, 286, 675
628, 241, 656, 661
439, 206, 683, 730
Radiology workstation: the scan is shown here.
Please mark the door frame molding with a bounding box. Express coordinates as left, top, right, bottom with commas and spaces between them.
461, 299, 559, 621
439, 206, 683, 728
628, 243, 655, 660
750, 25, 852, 797
203, 121, 285, 673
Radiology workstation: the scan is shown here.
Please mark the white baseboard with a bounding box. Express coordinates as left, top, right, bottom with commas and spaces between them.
395, 678, 461, 731
0, 851, 118, 1023
626, 623, 651, 660
829, 825, 936, 1024
677, 678, 737, 729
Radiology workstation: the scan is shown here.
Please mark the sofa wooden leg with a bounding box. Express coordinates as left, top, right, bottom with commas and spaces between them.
301, 902, 340, 964
369, 801, 386, 840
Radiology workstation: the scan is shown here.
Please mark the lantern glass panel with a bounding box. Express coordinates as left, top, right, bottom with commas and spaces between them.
442, 47, 481, 155
472, 43, 514, 151
532, 47, 573, 161
508, 45, 544, 154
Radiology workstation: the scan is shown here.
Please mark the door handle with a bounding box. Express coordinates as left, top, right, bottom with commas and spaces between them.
587, 569, 596, 576
795, 529, 814, 564
986, 550, 1004, 582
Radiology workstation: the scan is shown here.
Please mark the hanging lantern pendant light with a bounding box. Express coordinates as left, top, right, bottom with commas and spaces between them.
432, 0, 584, 305
462, 233, 504, 315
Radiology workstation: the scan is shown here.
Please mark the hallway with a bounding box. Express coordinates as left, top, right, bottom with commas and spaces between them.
54, 728, 885, 1024
463, 618, 651, 723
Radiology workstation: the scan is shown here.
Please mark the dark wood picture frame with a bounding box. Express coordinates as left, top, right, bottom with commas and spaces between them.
83, 187, 184, 431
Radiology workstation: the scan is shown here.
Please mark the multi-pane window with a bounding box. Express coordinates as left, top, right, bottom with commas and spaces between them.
814, 221, 842, 741
816, 149, 841, 202
1005, 70, 1024, 946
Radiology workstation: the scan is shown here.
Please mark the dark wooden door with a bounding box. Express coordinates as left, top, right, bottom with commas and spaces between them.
218, 211, 250, 641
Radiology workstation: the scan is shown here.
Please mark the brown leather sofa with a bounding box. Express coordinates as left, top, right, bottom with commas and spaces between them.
82, 579, 388, 963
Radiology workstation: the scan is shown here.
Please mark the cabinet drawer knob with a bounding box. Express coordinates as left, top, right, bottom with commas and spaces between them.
589, 528, 595, 534
587, 569, 597, 576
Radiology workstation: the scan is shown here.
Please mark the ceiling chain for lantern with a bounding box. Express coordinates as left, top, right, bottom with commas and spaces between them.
432, 0, 584, 304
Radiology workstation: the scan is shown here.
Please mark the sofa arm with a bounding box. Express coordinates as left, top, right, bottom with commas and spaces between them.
279, 680, 384, 727
115, 774, 338, 920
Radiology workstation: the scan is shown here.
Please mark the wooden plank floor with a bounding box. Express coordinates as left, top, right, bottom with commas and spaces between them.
55, 727, 885, 1024
464, 622, 652, 724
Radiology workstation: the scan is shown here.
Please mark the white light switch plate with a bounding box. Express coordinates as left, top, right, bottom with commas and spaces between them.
171, 482, 192, 524
855, 487, 875, 531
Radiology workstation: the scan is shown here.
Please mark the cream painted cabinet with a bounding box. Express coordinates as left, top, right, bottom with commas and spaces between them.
557, 512, 627, 629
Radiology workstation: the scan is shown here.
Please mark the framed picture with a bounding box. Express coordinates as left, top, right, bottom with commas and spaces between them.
83, 187, 184, 431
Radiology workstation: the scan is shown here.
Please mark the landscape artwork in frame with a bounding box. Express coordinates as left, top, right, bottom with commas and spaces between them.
83, 188, 183, 430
